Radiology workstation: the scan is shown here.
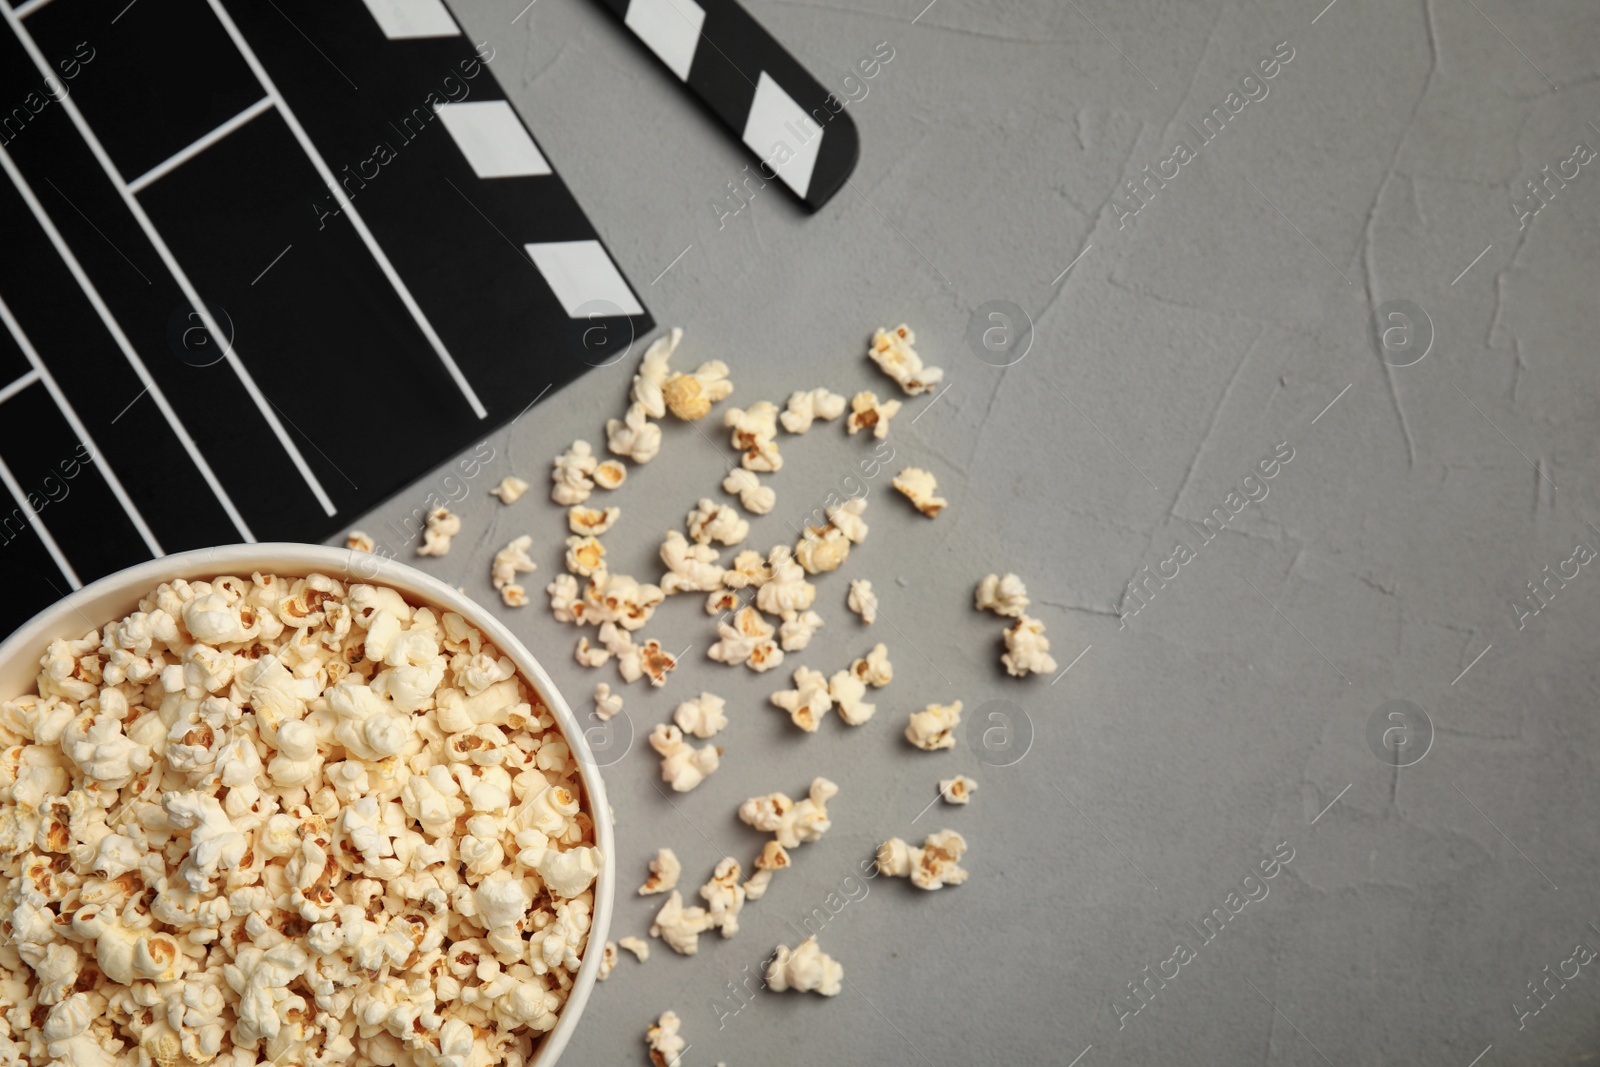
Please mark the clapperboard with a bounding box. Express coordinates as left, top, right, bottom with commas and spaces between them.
0, 0, 653, 638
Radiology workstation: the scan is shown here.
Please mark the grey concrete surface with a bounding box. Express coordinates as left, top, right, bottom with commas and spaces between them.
338, 0, 1600, 1062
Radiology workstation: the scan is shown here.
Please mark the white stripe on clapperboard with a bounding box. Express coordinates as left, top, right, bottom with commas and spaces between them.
0, 138, 258, 542
0, 3, 339, 520
0, 451, 80, 590
128, 96, 275, 193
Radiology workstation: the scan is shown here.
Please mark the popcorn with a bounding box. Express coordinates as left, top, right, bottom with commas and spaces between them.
723, 549, 773, 589
706, 606, 784, 672
827, 669, 875, 725
632, 328, 683, 419
649, 892, 712, 956
619, 936, 651, 961
725, 402, 783, 472
847, 579, 878, 624
743, 839, 791, 900
845, 390, 902, 439
851, 642, 893, 687
698, 857, 745, 937
650, 723, 721, 791
660, 530, 726, 594
722, 468, 775, 515
646, 1008, 688, 1065
755, 549, 816, 618
1001, 614, 1058, 677
976, 572, 1030, 618
868, 324, 944, 396
593, 459, 628, 490
905, 700, 962, 750
565, 535, 607, 577
766, 937, 843, 995
673, 692, 728, 738
606, 402, 662, 464
492, 534, 538, 607
770, 667, 833, 732
552, 439, 599, 505
795, 525, 851, 575
491, 475, 530, 504
876, 829, 969, 889
778, 609, 824, 651
825, 496, 869, 543
594, 682, 623, 721
663, 360, 734, 421
569, 505, 620, 536
640, 848, 682, 895
536, 845, 603, 897
893, 466, 947, 517
598, 941, 619, 982
416, 506, 461, 556
345, 529, 375, 553
686, 498, 749, 546
780, 387, 847, 433
738, 777, 837, 849
939, 775, 977, 804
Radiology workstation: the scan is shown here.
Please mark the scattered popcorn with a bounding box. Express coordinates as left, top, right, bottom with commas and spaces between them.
646, 1008, 688, 1065
687, 498, 750, 546
619, 936, 651, 962
660, 530, 726, 594
674, 692, 728, 738
1002, 614, 1058, 677
722, 468, 776, 514
492, 474, 530, 504
780, 387, 848, 433
598, 940, 620, 981
417, 505, 461, 556
569, 504, 621, 536
893, 466, 947, 517
345, 528, 375, 553
699, 857, 746, 937
594, 682, 624, 721
610, 628, 678, 687
940, 775, 978, 804
593, 459, 628, 490
650, 891, 713, 956
632, 328, 683, 419
846, 390, 902, 439
663, 359, 734, 421
738, 778, 838, 849
724, 549, 774, 590
492, 534, 538, 606
641, 848, 683, 895
779, 609, 824, 651
766, 937, 843, 996
976, 572, 1030, 617
847, 579, 878, 624
743, 840, 791, 900
850, 642, 894, 687
650, 723, 721, 791
770, 666, 834, 732
877, 829, 969, 890
706, 606, 784, 672
868, 323, 944, 396
607, 402, 663, 464
565, 534, 607, 577
828, 669, 875, 725
906, 700, 963, 750
795, 525, 851, 575
755, 548, 816, 618
725, 402, 783, 471
825, 496, 869, 543
552, 439, 600, 504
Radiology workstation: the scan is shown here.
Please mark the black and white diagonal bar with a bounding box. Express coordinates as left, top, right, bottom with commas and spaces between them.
596, 0, 859, 209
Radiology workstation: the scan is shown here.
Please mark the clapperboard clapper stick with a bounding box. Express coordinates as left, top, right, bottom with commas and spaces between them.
594, 0, 859, 209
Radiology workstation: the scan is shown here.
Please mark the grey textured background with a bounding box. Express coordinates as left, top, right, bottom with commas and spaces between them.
336, 0, 1600, 1062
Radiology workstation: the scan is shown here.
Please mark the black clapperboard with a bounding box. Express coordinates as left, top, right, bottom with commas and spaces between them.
0, 0, 854, 639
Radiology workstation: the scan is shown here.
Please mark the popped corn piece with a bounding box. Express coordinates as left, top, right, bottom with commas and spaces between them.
591, 570, 667, 631
827, 669, 875, 726
569, 504, 621, 536
663, 359, 734, 420
795, 525, 850, 575
632, 327, 682, 418
940, 775, 978, 804
976, 572, 1030, 617
565, 534, 607, 577
650, 723, 720, 791
722, 468, 776, 515
723, 549, 774, 589
780, 387, 848, 433
868, 323, 944, 396
847, 579, 878, 624
537, 844, 603, 897
627, 636, 679, 687
491, 475, 530, 504
640, 848, 682, 895
552, 439, 599, 505
725, 401, 780, 453
755, 548, 816, 618
593, 459, 628, 490
594, 682, 623, 721
650, 892, 713, 956
674, 692, 728, 738
851, 642, 893, 687
646, 1008, 688, 1065
765, 937, 843, 996
607, 402, 662, 464
738, 777, 837, 849
619, 936, 651, 962
699, 857, 746, 937
1002, 614, 1058, 677
707, 606, 784, 672
492, 535, 538, 607
743, 840, 791, 900
346, 529, 375, 553
598, 941, 619, 982
706, 587, 742, 616
660, 530, 726, 594
686, 498, 750, 546
825, 495, 869, 543
548, 572, 584, 623
893, 466, 947, 517
877, 829, 969, 889
417, 506, 462, 556
906, 700, 962, 751
846, 390, 902, 439
770, 666, 833, 732
779, 609, 824, 651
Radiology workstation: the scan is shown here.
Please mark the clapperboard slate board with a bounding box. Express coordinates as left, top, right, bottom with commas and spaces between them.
0, 0, 652, 639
